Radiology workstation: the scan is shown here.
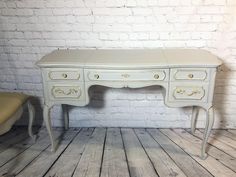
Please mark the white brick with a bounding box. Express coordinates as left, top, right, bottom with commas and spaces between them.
2, 9, 34, 16
197, 6, 223, 14
126, 0, 137, 7
53, 9, 72, 15
93, 8, 132, 15
132, 8, 153, 15
175, 7, 195, 14
16, 0, 44, 8
227, 0, 236, 5
34, 9, 53, 16
73, 8, 92, 15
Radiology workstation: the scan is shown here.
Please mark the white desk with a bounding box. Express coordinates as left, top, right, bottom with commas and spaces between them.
37, 49, 222, 159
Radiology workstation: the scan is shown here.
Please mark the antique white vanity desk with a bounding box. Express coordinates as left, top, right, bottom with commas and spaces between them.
37, 49, 222, 159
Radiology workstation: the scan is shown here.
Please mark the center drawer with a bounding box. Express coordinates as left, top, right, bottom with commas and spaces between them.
85, 69, 168, 81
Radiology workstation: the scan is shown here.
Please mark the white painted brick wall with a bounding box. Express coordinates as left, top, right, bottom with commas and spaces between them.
0, 0, 236, 128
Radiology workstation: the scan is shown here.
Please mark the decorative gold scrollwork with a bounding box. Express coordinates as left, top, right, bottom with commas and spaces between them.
54, 88, 79, 95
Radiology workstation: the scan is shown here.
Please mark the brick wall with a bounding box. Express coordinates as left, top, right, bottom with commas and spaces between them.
0, 0, 236, 128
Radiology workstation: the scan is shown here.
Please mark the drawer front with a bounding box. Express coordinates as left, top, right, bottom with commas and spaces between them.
85, 69, 168, 81
45, 69, 83, 81
169, 82, 208, 102
171, 68, 209, 81
48, 83, 85, 100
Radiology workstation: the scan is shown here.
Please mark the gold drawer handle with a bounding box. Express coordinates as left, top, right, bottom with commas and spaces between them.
188, 74, 194, 78
94, 74, 100, 79
62, 73, 68, 78
154, 74, 159, 79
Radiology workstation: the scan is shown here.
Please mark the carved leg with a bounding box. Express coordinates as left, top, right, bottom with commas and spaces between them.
201, 106, 214, 159
62, 104, 69, 130
27, 100, 36, 141
191, 106, 199, 134
43, 105, 56, 152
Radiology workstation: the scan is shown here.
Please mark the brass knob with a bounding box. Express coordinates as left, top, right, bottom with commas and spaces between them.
188, 74, 194, 78
62, 73, 68, 78
94, 74, 99, 79
154, 74, 159, 79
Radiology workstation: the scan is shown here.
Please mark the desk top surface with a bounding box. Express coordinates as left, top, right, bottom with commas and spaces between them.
37, 49, 222, 68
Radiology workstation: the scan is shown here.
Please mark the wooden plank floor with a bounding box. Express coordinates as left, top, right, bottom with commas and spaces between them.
0, 127, 235, 177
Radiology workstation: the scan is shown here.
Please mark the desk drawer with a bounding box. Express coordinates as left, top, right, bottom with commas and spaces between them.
169, 82, 208, 102
45, 69, 83, 81
48, 83, 85, 100
85, 69, 168, 81
171, 68, 209, 81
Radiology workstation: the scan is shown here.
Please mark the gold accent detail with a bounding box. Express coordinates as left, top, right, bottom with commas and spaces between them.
176, 89, 185, 94
188, 74, 194, 78
154, 74, 159, 79
94, 74, 100, 79
54, 88, 78, 95
187, 90, 201, 96
121, 74, 130, 78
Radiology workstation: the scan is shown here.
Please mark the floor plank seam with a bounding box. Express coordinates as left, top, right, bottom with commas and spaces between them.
70, 128, 95, 177
183, 128, 236, 173
99, 128, 107, 177
120, 128, 131, 177
0, 131, 48, 169
134, 129, 160, 177
161, 129, 215, 177
42, 128, 82, 177
189, 129, 236, 159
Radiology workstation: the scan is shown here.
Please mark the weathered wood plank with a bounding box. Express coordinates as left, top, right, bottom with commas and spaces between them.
16, 129, 80, 177
45, 128, 94, 177
0, 128, 29, 154
0, 129, 63, 176
194, 130, 236, 158
199, 129, 236, 148
0, 129, 47, 167
147, 129, 213, 177
210, 130, 236, 141
184, 129, 236, 172
0, 126, 18, 142
134, 129, 187, 177
161, 129, 235, 177
72, 128, 106, 177
121, 128, 158, 177
100, 128, 130, 177
227, 129, 236, 135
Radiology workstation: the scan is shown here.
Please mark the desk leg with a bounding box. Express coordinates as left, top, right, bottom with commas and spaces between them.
43, 105, 56, 152
62, 104, 69, 130
201, 106, 214, 159
27, 100, 36, 142
191, 106, 199, 134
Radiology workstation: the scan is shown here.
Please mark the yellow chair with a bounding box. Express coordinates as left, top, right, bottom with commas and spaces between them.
0, 92, 36, 140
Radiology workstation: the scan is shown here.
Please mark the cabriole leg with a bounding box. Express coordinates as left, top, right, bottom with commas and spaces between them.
191, 106, 199, 134
27, 100, 36, 141
62, 104, 69, 130
43, 105, 56, 152
201, 106, 214, 159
